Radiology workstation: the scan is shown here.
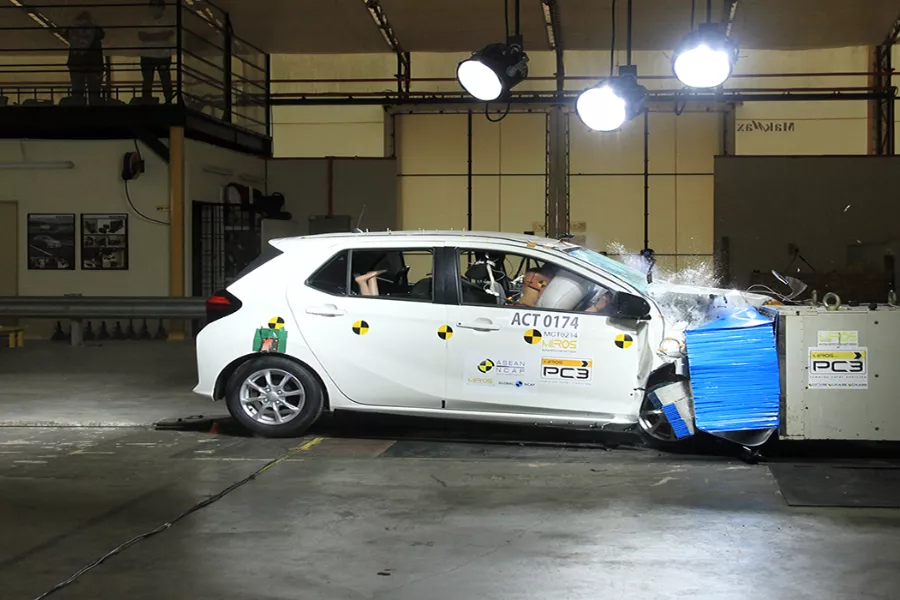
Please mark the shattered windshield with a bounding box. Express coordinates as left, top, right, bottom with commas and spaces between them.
563, 247, 649, 293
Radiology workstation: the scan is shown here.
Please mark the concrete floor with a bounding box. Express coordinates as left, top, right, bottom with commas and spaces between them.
0, 341, 211, 426
2, 343, 900, 599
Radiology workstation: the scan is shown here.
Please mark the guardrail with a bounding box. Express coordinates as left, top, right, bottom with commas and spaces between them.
0, 297, 206, 345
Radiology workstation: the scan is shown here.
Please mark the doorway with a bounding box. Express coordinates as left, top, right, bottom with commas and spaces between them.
0, 201, 17, 326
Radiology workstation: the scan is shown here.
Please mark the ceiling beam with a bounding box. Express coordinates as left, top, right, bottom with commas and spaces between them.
542, 0, 565, 93
5, 0, 68, 46
724, 0, 739, 37
271, 89, 892, 107
362, 0, 410, 93
883, 12, 900, 46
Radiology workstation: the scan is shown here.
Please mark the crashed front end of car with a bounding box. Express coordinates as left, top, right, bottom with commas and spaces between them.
642, 282, 781, 447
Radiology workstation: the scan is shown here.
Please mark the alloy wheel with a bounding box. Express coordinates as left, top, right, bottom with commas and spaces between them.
239, 368, 306, 426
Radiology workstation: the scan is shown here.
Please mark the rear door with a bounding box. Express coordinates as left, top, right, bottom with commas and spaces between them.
444, 245, 648, 420
288, 241, 448, 408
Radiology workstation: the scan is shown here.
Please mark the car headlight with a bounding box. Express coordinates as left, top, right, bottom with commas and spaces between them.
658, 337, 685, 358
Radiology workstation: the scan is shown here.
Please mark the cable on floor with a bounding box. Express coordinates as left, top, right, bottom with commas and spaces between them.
31, 437, 323, 600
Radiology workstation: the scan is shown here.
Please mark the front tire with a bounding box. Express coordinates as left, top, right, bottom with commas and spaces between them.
225, 356, 324, 438
636, 380, 695, 453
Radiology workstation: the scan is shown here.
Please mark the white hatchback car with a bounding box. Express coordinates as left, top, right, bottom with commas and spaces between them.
194, 231, 766, 444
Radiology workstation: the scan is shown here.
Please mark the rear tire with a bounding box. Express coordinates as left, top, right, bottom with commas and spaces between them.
225, 356, 324, 438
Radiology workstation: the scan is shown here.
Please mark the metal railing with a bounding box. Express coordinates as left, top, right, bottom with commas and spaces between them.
0, 296, 206, 345
0, 0, 270, 136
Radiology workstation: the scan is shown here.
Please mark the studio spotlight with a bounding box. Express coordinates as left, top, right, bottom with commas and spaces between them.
576, 66, 647, 132
457, 38, 529, 101
672, 22, 738, 88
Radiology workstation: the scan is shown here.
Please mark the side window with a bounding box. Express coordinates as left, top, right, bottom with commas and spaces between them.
458, 249, 613, 314
350, 249, 434, 301
307, 251, 349, 296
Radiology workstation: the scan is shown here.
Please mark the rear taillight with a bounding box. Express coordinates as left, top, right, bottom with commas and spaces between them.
206, 290, 242, 323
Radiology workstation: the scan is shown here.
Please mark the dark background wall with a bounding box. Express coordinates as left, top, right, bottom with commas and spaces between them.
714, 156, 900, 299
264, 157, 397, 241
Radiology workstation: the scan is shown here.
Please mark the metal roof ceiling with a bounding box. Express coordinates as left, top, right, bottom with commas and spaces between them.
1, 0, 898, 54
218, 0, 900, 54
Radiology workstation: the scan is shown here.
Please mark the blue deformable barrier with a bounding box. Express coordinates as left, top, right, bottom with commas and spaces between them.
685, 307, 780, 433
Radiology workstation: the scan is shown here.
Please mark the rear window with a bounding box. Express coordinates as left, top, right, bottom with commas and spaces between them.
233, 244, 284, 282
307, 251, 349, 295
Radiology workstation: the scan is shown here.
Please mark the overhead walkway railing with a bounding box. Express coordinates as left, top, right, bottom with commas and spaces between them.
0, 0, 270, 137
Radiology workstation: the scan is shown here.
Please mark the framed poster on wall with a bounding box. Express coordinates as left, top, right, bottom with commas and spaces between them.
27, 213, 75, 270
81, 213, 128, 270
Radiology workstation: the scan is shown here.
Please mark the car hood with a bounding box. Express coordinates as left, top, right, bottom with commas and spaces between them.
646, 281, 771, 336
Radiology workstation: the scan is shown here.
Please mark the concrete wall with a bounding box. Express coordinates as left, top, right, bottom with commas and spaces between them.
714, 155, 900, 288
0, 140, 170, 298
266, 157, 397, 237
0, 138, 264, 336
269, 47, 881, 279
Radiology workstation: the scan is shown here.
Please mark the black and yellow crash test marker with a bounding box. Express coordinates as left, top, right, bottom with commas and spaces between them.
352, 320, 370, 335
269, 316, 285, 330
615, 333, 633, 349
438, 325, 453, 340
523, 328, 542, 345
478, 359, 494, 373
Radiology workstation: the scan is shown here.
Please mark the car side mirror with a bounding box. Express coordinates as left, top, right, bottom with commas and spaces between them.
612, 292, 651, 320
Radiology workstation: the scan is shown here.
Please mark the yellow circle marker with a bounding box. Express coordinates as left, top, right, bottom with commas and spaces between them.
268, 316, 285, 330
524, 329, 542, 345
478, 359, 494, 373
352, 320, 369, 335
615, 333, 633, 349
438, 325, 453, 340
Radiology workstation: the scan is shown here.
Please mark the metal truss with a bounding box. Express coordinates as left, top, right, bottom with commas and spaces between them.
363, 0, 410, 94
542, 0, 565, 94
873, 16, 900, 155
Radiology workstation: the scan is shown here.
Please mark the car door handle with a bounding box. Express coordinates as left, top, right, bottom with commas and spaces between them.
456, 320, 500, 332
306, 305, 346, 317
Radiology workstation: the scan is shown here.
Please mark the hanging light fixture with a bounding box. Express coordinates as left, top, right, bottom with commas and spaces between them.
576, 66, 646, 132
457, 41, 529, 101
457, 0, 529, 102
672, 1, 738, 88
575, 0, 646, 132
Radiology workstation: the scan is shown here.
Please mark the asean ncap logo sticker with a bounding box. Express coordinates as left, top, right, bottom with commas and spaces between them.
438, 325, 453, 340
478, 359, 495, 373
615, 333, 633, 349
352, 320, 370, 335
268, 316, 285, 330
524, 329, 542, 345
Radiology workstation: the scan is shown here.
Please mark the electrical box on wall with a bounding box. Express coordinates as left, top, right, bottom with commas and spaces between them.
309, 215, 351, 235
122, 151, 145, 181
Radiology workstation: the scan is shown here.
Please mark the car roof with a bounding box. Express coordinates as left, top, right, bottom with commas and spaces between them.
270, 230, 572, 251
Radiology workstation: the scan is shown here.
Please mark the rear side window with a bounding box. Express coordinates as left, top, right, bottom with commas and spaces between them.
308, 251, 349, 295
307, 248, 434, 302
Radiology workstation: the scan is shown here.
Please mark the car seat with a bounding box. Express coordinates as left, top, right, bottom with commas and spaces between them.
464, 261, 506, 304
409, 277, 433, 300
536, 270, 588, 311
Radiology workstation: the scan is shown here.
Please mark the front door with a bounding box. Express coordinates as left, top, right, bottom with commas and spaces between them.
445, 246, 648, 420
289, 244, 447, 408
